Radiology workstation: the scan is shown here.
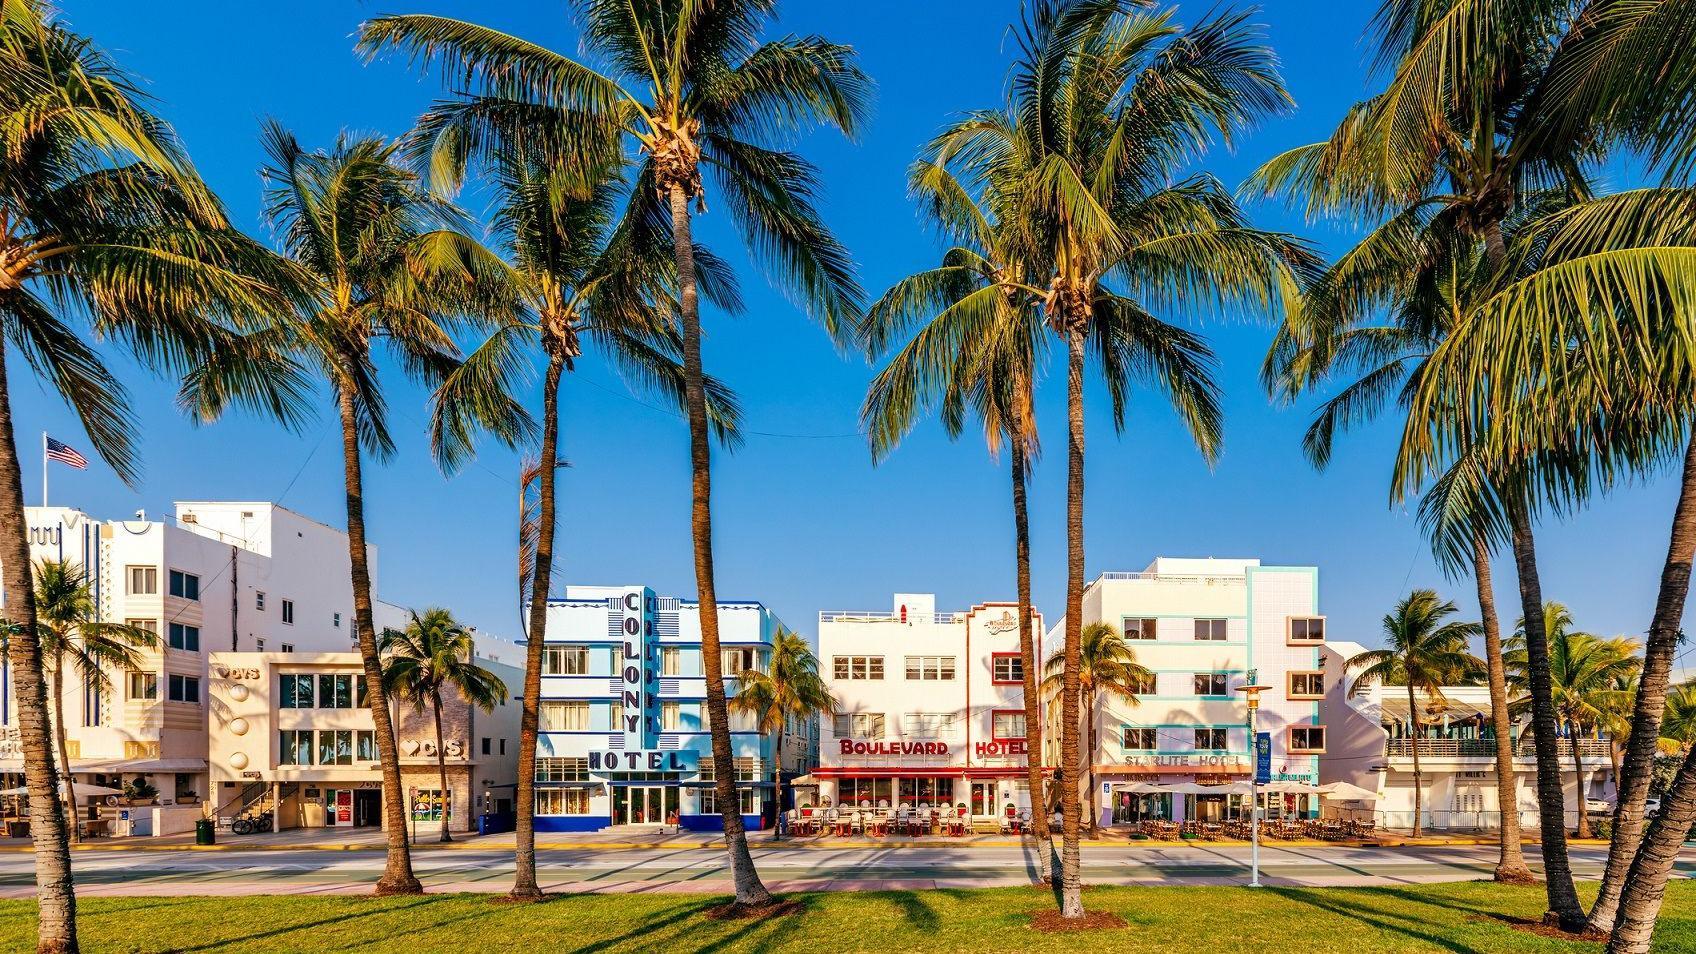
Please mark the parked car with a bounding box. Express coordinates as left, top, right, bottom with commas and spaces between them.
1586, 797, 1614, 816
1645, 797, 1662, 817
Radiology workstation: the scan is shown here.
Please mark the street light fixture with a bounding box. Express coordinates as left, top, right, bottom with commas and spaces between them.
1237, 678, 1273, 888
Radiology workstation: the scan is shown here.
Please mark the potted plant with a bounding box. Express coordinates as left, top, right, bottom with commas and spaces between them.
176, 790, 199, 805
124, 778, 159, 806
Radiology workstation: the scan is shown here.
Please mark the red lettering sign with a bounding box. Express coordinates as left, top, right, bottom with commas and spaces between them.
838, 739, 950, 756
974, 740, 1028, 757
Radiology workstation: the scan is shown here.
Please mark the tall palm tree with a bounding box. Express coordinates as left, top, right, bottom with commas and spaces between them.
1505, 604, 1641, 840
1041, 623, 1152, 835
924, 0, 1311, 917
182, 125, 517, 896
1659, 682, 1696, 754
860, 167, 1054, 879
727, 625, 835, 840
359, 3, 869, 910
1346, 590, 1484, 838
0, 5, 301, 947
32, 560, 157, 842
379, 609, 508, 843
413, 120, 741, 898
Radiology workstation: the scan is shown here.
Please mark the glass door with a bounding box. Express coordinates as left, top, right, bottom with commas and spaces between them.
613, 786, 678, 824
970, 782, 998, 818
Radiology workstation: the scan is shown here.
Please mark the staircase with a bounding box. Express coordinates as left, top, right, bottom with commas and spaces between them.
213, 782, 298, 830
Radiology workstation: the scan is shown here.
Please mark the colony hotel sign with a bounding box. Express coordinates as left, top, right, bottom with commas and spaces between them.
598, 587, 699, 774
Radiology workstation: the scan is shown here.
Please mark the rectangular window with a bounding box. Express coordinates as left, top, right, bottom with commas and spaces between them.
500, 738, 506, 755
1193, 673, 1229, 696
125, 618, 158, 636
355, 730, 378, 761
661, 647, 682, 676
700, 787, 757, 816
542, 645, 590, 676
662, 702, 682, 732
901, 713, 955, 737
318, 729, 353, 765
482, 737, 491, 756
1288, 671, 1325, 699
255, 591, 266, 611
536, 757, 591, 782
991, 654, 1024, 684
1123, 727, 1157, 750
127, 566, 158, 595
317, 673, 354, 709
535, 788, 592, 815
167, 623, 200, 652
333, 612, 341, 629
832, 656, 884, 680
1290, 725, 1327, 753
167, 674, 200, 703
721, 647, 759, 676
1194, 727, 1227, 750
992, 711, 1027, 741
833, 713, 885, 737
1193, 618, 1228, 641
539, 701, 591, 732
279, 729, 314, 765
168, 570, 200, 601
278, 674, 312, 708
903, 656, 956, 680
280, 643, 294, 653
1123, 618, 1158, 640
1129, 671, 1157, 694
1288, 616, 1326, 645
127, 672, 157, 701
282, 600, 295, 625
255, 638, 265, 652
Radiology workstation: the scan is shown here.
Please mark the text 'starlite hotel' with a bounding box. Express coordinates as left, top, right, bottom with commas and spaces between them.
530, 585, 816, 832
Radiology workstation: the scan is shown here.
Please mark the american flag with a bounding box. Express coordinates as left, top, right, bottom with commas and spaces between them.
45, 437, 87, 470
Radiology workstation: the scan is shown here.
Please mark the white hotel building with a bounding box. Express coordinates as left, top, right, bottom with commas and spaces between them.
1056, 557, 1328, 827
816, 593, 1045, 821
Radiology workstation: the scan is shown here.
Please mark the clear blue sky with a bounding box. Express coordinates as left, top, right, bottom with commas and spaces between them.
23, 1, 1688, 658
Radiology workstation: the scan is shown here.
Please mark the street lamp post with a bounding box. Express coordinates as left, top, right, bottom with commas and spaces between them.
1237, 677, 1272, 889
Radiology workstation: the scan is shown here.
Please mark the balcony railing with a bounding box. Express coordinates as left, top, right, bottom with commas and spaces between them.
1384, 738, 1613, 759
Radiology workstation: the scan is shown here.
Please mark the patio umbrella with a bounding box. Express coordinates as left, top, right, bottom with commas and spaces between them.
1317, 781, 1379, 801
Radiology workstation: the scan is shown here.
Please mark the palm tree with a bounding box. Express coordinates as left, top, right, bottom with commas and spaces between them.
413, 124, 740, 898
1660, 682, 1696, 754
380, 609, 508, 843
182, 125, 518, 896
1041, 623, 1153, 835
923, 0, 1311, 917
727, 626, 835, 840
1346, 590, 1484, 838
860, 167, 1054, 879
32, 560, 157, 842
1506, 604, 1641, 840
359, 3, 869, 911
1, 5, 301, 947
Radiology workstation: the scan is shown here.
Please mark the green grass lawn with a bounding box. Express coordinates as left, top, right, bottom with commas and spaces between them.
1, 881, 1693, 953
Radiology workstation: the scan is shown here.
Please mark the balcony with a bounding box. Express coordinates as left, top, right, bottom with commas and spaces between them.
1384, 738, 1613, 760
818, 610, 962, 625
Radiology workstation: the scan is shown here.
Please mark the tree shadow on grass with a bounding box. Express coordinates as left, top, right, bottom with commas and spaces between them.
1264, 887, 1485, 954
170, 897, 443, 953
560, 896, 723, 954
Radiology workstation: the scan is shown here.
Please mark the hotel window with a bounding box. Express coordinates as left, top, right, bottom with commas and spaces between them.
833, 713, 885, 738
167, 623, 200, 652
698, 757, 760, 782
539, 701, 591, 732
127, 672, 157, 701
700, 787, 757, 816
542, 645, 590, 676
318, 729, 353, 765
317, 674, 355, 709
126, 618, 158, 637
255, 638, 265, 652
282, 600, 295, 625
255, 591, 266, 610
168, 570, 200, 601
1290, 725, 1326, 753
1288, 671, 1325, 699
902, 713, 955, 737
536, 788, 592, 815
536, 757, 591, 782
279, 673, 312, 708
1123, 618, 1158, 640
1129, 671, 1157, 694
279, 729, 314, 765
722, 647, 760, 676
897, 777, 945, 803
661, 647, 682, 676
992, 711, 1026, 740
662, 702, 682, 732
482, 737, 491, 756
904, 656, 956, 680
333, 612, 341, 629
1288, 616, 1326, 645
1123, 727, 1157, 750
832, 656, 884, 680
991, 654, 1024, 684
1193, 673, 1229, 696
1194, 727, 1227, 750
127, 566, 158, 595
167, 674, 200, 703
281, 643, 294, 653
356, 730, 378, 761
1193, 618, 1228, 641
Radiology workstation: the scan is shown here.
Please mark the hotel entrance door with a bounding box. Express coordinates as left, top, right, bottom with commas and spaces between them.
970, 781, 999, 819
613, 786, 678, 825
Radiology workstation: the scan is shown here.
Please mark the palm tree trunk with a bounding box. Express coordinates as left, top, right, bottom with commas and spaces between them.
1058, 326, 1086, 919
50, 655, 78, 844
1409, 682, 1423, 838
1507, 504, 1584, 927
511, 352, 564, 900
337, 388, 420, 896
1472, 531, 1531, 880
1571, 729, 1591, 840
1011, 443, 1052, 883
0, 344, 78, 953
1607, 737, 1696, 953
1589, 432, 1696, 931
433, 690, 451, 843
669, 181, 772, 908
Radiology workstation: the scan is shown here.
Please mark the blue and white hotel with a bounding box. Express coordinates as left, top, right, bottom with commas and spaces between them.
531, 584, 816, 832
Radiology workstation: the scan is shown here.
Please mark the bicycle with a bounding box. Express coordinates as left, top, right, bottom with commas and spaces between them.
229, 809, 273, 835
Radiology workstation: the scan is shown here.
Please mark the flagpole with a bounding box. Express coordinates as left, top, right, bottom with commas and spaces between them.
41, 432, 47, 509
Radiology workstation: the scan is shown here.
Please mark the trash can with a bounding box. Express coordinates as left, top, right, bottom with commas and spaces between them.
195, 818, 215, 846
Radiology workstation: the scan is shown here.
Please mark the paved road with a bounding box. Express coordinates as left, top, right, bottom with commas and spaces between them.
3, 844, 1692, 895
